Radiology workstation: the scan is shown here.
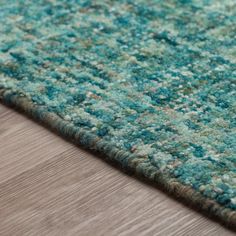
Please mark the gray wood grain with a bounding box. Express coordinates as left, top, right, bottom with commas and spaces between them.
0, 104, 235, 236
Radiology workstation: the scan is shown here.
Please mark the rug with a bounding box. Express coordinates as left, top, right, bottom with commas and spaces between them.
0, 0, 235, 228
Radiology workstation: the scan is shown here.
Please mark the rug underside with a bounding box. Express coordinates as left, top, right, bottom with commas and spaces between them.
0, 0, 236, 228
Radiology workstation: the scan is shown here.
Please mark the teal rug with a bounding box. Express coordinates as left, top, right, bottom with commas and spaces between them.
0, 0, 235, 228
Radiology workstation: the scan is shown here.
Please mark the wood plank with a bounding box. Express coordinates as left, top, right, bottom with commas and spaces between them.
0, 105, 73, 183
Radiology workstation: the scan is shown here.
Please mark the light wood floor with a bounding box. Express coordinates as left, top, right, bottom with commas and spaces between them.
0, 103, 235, 236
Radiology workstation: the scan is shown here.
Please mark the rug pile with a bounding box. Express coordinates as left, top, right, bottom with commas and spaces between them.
0, 0, 235, 227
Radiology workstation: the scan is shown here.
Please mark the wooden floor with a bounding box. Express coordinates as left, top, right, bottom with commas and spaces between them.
0, 103, 235, 236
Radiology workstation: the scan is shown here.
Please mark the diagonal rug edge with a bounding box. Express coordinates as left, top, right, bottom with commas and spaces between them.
1, 87, 236, 230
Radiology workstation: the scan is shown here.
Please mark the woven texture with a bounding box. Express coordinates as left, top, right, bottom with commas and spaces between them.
0, 0, 236, 227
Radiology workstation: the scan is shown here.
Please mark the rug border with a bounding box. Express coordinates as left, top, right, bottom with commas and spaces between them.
1, 88, 236, 229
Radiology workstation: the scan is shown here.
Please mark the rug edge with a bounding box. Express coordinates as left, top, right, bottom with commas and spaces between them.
1, 87, 236, 230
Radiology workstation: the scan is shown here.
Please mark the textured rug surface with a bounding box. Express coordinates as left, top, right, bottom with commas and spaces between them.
0, 0, 236, 227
